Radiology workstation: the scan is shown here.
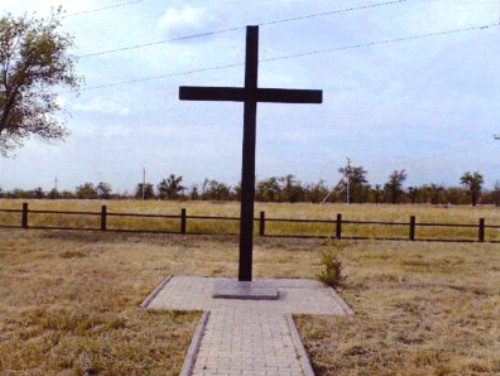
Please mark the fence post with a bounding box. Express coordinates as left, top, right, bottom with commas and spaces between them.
409, 216, 416, 241
478, 218, 485, 242
259, 211, 265, 236
336, 213, 342, 239
22, 202, 29, 228
181, 208, 187, 234
101, 205, 107, 231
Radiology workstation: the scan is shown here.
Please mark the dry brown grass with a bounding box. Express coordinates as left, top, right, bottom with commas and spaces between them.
296, 241, 500, 376
0, 228, 323, 375
1, 200, 499, 375
0, 229, 204, 376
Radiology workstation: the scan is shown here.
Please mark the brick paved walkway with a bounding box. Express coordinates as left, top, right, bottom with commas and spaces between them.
147, 276, 352, 376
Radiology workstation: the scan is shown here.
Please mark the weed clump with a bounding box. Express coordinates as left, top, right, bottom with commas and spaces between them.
317, 242, 346, 287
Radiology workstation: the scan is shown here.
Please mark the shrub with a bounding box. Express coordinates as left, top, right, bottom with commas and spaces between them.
317, 243, 346, 287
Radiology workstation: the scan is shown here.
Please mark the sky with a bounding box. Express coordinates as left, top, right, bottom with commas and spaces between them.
0, 0, 499, 194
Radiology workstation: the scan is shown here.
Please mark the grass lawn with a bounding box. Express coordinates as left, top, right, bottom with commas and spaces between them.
1, 202, 499, 375
0, 229, 203, 376
295, 241, 500, 375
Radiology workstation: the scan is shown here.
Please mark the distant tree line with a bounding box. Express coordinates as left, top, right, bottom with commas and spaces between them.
1, 168, 499, 206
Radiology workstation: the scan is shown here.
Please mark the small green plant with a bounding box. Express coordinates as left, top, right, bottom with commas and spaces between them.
317, 243, 346, 287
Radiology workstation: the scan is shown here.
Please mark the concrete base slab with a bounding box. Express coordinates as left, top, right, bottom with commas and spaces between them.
212, 279, 279, 300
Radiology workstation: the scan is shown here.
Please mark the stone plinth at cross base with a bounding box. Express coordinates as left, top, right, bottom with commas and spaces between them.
144, 276, 354, 376
213, 279, 279, 300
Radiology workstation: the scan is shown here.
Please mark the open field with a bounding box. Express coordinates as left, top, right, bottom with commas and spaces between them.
0, 229, 203, 376
296, 240, 500, 375
1, 222, 499, 375
1, 200, 499, 241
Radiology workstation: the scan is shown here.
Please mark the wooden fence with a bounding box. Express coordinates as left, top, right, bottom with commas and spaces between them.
0, 203, 499, 243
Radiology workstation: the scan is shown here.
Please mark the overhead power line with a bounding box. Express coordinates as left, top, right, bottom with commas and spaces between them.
78, 27, 246, 58
259, 0, 408, 26
72, 21, 500, 94
77, 62, 244, 92
62, 0, 144, 19
260, 22, 500, 64
78, 0, 408, 59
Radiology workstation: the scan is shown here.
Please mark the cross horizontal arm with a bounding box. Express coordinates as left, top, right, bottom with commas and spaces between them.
180, 86, 246, 102
257, 88, 322, 104
180, 86, 322, 104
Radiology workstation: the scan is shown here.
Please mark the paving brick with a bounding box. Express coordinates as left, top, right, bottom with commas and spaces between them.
148, 276, 351, 375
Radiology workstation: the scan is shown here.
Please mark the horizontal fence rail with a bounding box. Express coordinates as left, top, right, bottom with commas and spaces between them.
0, 203, 498, 243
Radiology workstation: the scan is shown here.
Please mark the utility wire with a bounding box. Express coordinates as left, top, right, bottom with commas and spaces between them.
78, 27, 246, 58
78, 0, 408, 59
62, 0, 144, 19
259, 0, 408, 26
71, 21, 500, 94
77, 62, 244, 92
260, 22, 500, 63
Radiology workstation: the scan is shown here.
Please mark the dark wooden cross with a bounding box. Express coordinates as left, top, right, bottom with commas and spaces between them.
179, 25, 322, 281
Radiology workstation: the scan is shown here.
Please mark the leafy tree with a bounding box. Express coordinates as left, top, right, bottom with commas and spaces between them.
384, 170, 407, 204
372, 184, 383, 204
47, 187, 59, 199
432, 184, 445, 205
279, 174, 305, 203
60, 190, 75, 199
233, 182, 241, 201
279, 174, 296, 202
158, 174, 185, 200
338, 162, 369, 203
0, 10, 80, 155
304, 180, 329, 203
189, 185, 200, 200
75, 183, 96, 199
202, 179, 232, 201
12, 188, 28, 198
320, 187, 342, 204
460, 171, 484, 206
423, 183, 444, 205
32, 187, 45, 199
256, 177, 281, 202
492, 182, 500, 207
443, 186, 467, 205
288, 184, 305, 203
407, 186, 419, 204
135, 183, 155, 200
96, 182, 112, 199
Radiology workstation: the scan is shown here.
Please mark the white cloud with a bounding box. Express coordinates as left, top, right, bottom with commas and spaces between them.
72, 97, 130, 116
157, 5, 205, 33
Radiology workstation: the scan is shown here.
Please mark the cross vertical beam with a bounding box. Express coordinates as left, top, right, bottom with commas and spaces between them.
179, 25, 322, 282
239, 26, 258, 281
